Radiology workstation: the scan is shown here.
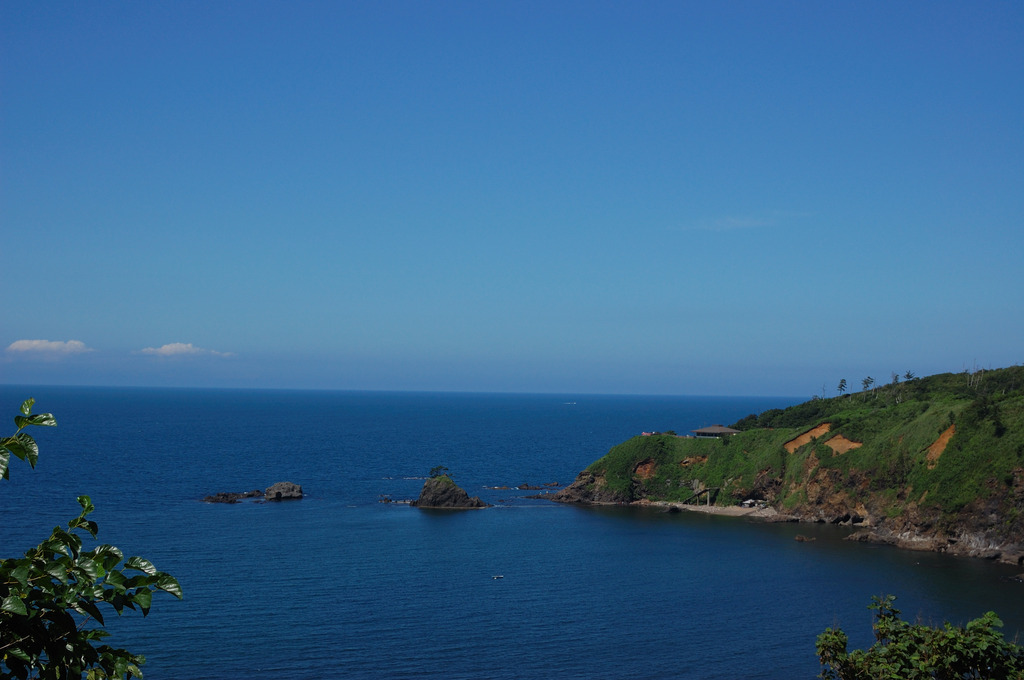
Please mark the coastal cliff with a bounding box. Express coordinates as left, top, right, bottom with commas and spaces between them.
553, 366, 1024, 565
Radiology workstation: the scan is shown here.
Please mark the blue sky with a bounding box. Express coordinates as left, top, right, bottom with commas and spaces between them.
2, 1, 1022, 396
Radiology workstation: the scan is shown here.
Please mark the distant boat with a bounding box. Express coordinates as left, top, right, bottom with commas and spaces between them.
492, 575, 504, 579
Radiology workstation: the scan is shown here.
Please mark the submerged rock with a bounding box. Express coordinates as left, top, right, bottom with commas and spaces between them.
202, 489, 263, 504
265, 481, 303, 501
412, 476, 489, 509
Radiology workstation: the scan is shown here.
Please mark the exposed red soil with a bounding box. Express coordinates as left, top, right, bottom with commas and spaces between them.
825, 435, 863, 455
784, 423, 832, 453
927, 424, 955, 470
634, 458, 657, 479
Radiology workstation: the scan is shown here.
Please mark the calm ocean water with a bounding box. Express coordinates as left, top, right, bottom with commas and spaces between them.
2, 386, 1023, 680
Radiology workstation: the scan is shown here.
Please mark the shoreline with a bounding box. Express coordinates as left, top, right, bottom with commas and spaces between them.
637, 499, 780, 519
633, 500, 1023, 566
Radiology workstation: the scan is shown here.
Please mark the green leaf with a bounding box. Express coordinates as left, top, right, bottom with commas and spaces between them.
19, 398, 34, 416
14, 412, 57, 428
74, 599, 106, 625
53, 527, 83, 557
2, 435, 31, 462
76, 556, 105, 580
104, 569, 127, 591
78, 495, 95, 514
108, 592, 127, 614
156, 574, 183, 599
45, 560, 70, 584
133, 588, 153, 613
16, 433, 39, 467
125, 573, 157, 589
124, 557, 157, 575
11, 564, 30, 587
91, 544, 125, 571
2, 594, 28, 615
93, 544, 124, 561
69, 514, 99, 538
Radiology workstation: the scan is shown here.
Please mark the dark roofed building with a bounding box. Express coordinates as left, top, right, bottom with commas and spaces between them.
692, 424, 741, 438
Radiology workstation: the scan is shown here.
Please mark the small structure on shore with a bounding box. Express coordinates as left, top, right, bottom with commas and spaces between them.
692, 425, 741, 438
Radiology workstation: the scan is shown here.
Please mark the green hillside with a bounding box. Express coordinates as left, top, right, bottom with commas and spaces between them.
562, 366, 1024, 559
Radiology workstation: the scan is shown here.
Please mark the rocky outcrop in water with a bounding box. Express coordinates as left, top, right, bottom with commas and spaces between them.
265, 481, 303, 501
411, 476, 489, 509
203, 482, 304, 503
202, 489, 264, 504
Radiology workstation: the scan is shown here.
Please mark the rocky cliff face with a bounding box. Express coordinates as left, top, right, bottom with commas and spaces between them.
411, 476, 490, 509
549, 471, 632, 505
552, 449, 1024, 566
778, 470, 1024, 565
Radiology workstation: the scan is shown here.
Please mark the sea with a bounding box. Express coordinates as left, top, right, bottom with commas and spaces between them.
2, 385, 1022, 680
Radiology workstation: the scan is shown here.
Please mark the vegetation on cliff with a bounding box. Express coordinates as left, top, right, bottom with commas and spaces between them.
557, 365, 1024, 559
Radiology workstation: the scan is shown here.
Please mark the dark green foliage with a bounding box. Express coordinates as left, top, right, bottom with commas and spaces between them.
432, 474, 456, 487
817, 595, 1024, 680
0, 399, 55, 481
1, 400, 182, 680
429, 465, 450, 479
587, 429, 795, 504
731, 413, 761, 431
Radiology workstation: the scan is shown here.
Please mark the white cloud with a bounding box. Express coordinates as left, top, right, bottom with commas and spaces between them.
138, 342, 234, 357
6, 339, 94, 354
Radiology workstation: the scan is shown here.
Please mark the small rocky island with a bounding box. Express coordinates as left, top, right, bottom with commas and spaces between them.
411, 474, 489, 509
265, 481, 303, 501
203, 481, 303, 503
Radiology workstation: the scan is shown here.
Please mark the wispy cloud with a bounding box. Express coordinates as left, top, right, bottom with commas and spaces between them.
6, 339, 94, 355
138, 342, 234, 357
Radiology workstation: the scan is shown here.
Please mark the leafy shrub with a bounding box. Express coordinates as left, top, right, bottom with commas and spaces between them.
817, 595, 1024, 680
1, 400, 181, 680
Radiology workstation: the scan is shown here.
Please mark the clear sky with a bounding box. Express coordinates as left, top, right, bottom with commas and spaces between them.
2, 1, 1022, 397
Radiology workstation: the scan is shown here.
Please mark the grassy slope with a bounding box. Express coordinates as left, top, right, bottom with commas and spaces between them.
583, 366, 1024, 540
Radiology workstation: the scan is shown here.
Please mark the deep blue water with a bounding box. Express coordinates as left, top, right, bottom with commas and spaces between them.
2, 386, 1023, 679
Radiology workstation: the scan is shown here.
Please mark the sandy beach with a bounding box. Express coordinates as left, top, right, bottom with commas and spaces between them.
639, 499, 779, 519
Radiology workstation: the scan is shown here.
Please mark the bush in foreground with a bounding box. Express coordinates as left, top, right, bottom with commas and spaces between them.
817, 595, 1024, 680
1, 399, 181, 680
